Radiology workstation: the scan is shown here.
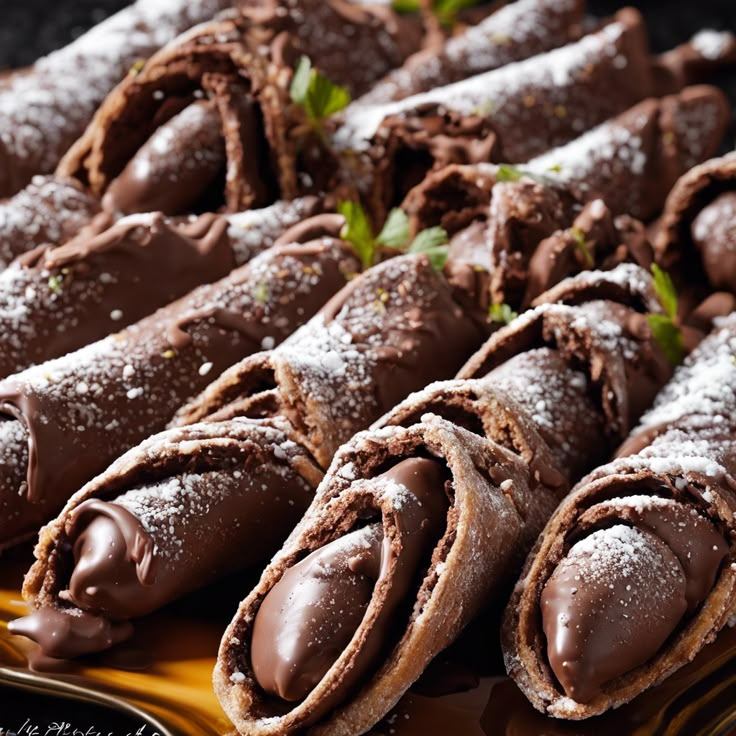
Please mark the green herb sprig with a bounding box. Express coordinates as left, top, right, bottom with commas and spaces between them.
290, 56, 351, 133
648, 264, 684, 365
570, 227, 594, 269
488, 302, 518, 326
338, 202, 449, 271
393, 0, 482, 28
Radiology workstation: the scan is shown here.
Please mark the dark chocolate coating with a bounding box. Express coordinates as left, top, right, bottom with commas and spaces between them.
8, 605, 133, 660
0, 238, 359, 548
102, 100, 226, 216
690, 191, 736, 292
251, 523, 383, 702
250, 458, 448, 710
541, 524, 688, 704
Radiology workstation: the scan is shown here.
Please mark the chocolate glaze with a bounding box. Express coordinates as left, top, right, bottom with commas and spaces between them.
102, 101, 226, 216
576, 496, 729, 612
250, 458, 448, 719
13, 426, 320, 658
690, 191, 736, 292
541, 495, 728, 704
8, 606, 133, 660
0, 238, 359, 548
541, 524, 688, 704
0, 213, 232, 379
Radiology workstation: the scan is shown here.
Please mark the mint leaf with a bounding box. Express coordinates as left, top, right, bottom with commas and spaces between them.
48, 275, 63, 295
570, 227, 593, 268
495, 163, 525, 183
648, 313, 685, 366
339, 200, 376, 269
377, 208, 411, 250
409, 226, 449, 271
392, 0, 482, 26
291, 56, 351, 124
290, 56, 312, 107
651, 264, 678, 320
489, 302, 518, 325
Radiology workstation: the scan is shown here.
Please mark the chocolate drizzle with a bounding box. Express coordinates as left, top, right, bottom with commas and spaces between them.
0, 237, 359, 548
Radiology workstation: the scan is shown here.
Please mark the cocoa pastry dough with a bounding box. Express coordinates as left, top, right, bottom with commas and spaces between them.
211, 264, 675, 735
173, 252, 490, 466
11, 418, 323, 659
357, 0, 585, 105
503, 313, 736, 720
656, 152, 736, 294
0, 0, 234, 198
0, 176, 101, 268
0, 236, 359, 549
335, 11, 735, 219
403, 85, 730, 236
58, 0, 423, 214
0, 196, 321, 378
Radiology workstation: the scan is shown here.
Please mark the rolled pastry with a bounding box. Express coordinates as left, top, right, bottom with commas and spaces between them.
58, 0, 423, 215
502, 312, 736, 719
0, 0, 234, 198
403, 85, 730, 233
335, 12, 734, 218
358, 0, 585, 105
0, 236, 359, 549
656, 151, 736, 293
0, 176, 101, 268
11, 418, 323, 659
173, 251, 490, 466
0, 197, 321, 377
211, 264, 674, 735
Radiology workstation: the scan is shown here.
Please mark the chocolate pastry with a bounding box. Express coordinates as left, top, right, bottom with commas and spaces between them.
0, 176, 101, 268
357, 0, 585, 105
502, 314, 736, 719
334, 11, 735, 219
173, 252, 490, 466
0, 196, 321, 378
57, 0, 424, 215
0, 236, 360, 549
524, 85, 730, 220
211, 264, 676, 735
408, 168, 652, 312
403, 85, 730, 237
11, 417, 323, 659
0, 0, 234, 198
656, 152, 736, 294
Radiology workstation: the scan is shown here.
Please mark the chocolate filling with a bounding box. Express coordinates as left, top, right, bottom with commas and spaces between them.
690, 190, 736, 293
540, 495, 728, 703
102, 100, 227, 216
250, 457, 448, 719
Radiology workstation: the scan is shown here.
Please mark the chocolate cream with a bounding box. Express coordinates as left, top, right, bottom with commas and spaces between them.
250, 457, 448, 720
540, 496, 728, 703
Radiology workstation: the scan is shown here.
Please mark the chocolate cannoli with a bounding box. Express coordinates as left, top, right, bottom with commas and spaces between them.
9, 417, 323, 659
0, 0, 234, 199
0, 235, 360, 550
0, 196, 321, 378
210, 265, 674, 735
173, 251, 490, 467
57, 0, 424, 216
502, 313, 736, 720
334, 12, 735, 219
0, 176, 101, 268
358, 0, 585, 105
6, 248, 489, 660
655, 152, 736, 294
403, 84, 730, 238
